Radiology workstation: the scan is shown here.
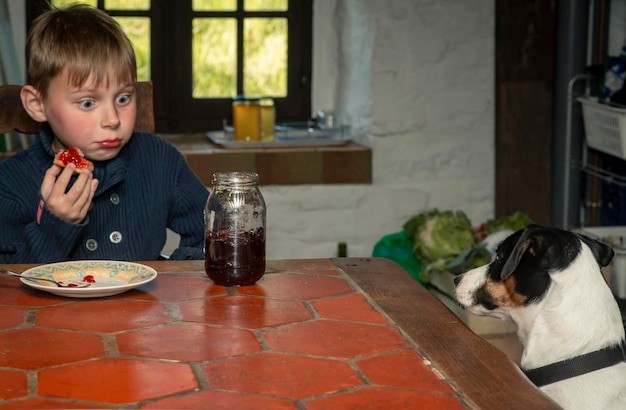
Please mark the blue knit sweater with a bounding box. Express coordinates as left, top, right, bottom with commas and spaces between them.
0, 123, 208, 263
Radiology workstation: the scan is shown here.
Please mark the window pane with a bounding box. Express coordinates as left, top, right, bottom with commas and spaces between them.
245, 0, 287, 11
244, 18, 287, 97
104, 0, 149, 10
51, 0, 97, 7
52, 0, 149, 12
192, 18, 237, 98
193, 0, 236, 11
114, 17, 151, 81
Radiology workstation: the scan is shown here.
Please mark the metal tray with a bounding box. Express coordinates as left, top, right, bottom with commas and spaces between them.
206, 126, 350, 149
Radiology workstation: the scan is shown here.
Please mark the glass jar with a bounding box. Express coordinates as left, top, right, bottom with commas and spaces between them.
232, 96, 261, 141
260, 97, 275, 142
204, 172, 266, 286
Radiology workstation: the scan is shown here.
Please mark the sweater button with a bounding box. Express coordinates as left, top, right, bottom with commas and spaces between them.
110, 193, 120, 205
109, 231, 122, 244
86, 239, 98, 251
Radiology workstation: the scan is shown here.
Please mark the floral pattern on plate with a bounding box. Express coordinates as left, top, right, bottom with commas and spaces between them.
19, 260, 157, 298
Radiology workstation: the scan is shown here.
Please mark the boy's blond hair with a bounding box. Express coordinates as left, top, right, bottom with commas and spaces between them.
26, 4, 137, 98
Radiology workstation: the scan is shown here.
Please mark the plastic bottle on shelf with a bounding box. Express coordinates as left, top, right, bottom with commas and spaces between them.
600, 43, 626, 103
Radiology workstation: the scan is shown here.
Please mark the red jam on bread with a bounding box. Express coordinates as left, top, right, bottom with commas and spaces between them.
54, 147, 94, 173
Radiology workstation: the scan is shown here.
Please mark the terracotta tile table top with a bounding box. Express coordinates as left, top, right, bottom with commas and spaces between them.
0, 258, 558, 409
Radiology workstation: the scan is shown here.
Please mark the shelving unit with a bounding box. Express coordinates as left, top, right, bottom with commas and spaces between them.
563, 74, 595, 228
564, 73, 626, 227
567, 74, 626, 300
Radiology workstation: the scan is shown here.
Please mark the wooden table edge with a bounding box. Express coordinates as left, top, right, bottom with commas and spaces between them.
332, 257, 561, 410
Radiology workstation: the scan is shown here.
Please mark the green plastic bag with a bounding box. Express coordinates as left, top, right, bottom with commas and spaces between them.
372, 231, 424, 285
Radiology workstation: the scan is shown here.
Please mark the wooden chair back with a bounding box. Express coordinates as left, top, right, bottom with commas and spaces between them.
0, 81, 155, 135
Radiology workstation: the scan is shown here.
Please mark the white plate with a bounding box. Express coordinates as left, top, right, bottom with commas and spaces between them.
19, 260, 157, 298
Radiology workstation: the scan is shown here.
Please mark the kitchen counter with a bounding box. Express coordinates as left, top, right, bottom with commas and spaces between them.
161, 133, 372, 185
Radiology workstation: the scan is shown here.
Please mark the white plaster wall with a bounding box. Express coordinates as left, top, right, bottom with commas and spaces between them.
264, 0, 495, 259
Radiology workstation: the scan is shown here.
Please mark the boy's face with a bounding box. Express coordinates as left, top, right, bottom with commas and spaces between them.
40, 70, 137, 162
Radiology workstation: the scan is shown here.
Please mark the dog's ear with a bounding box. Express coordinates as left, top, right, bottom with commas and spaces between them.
500, 226, 537, 280
578, 234, 615, 267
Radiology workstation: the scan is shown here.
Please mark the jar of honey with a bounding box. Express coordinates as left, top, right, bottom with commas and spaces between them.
232, 96, 261, 141
260, 97, 275, 142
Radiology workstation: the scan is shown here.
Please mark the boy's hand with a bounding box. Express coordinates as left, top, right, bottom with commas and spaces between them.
41, 163, 99, 224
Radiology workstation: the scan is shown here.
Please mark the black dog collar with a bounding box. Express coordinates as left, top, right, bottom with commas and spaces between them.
523, 343, 626, 387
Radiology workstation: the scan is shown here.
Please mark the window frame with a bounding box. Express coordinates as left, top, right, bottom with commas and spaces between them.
26, 0, 312, 133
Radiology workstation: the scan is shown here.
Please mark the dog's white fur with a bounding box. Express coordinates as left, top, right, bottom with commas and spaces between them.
456, 243, 626, 409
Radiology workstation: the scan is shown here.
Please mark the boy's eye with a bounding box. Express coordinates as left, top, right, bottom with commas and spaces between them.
116, 94, 131, 105
78, 99, 95, 109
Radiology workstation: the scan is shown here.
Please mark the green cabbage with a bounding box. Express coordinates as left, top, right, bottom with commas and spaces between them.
404, 209, 477, 281
402, 209, 531, 283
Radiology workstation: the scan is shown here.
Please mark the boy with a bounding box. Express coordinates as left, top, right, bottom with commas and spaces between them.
0, 4, 208, 263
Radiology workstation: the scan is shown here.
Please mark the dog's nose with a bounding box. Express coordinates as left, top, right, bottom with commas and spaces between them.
453, 274, 462, 286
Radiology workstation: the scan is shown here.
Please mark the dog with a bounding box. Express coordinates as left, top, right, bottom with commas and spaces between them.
454, 224, 626, 409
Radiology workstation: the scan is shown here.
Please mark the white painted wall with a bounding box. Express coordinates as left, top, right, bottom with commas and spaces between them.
2, 0, 497, 259
264, 0, 495, 259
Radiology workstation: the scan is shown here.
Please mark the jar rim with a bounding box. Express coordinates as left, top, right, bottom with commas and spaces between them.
212, 171, 260, 185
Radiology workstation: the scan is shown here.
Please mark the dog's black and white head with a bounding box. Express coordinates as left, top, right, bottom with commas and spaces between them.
454, 224, 614, 320
456, 226, 626, 410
